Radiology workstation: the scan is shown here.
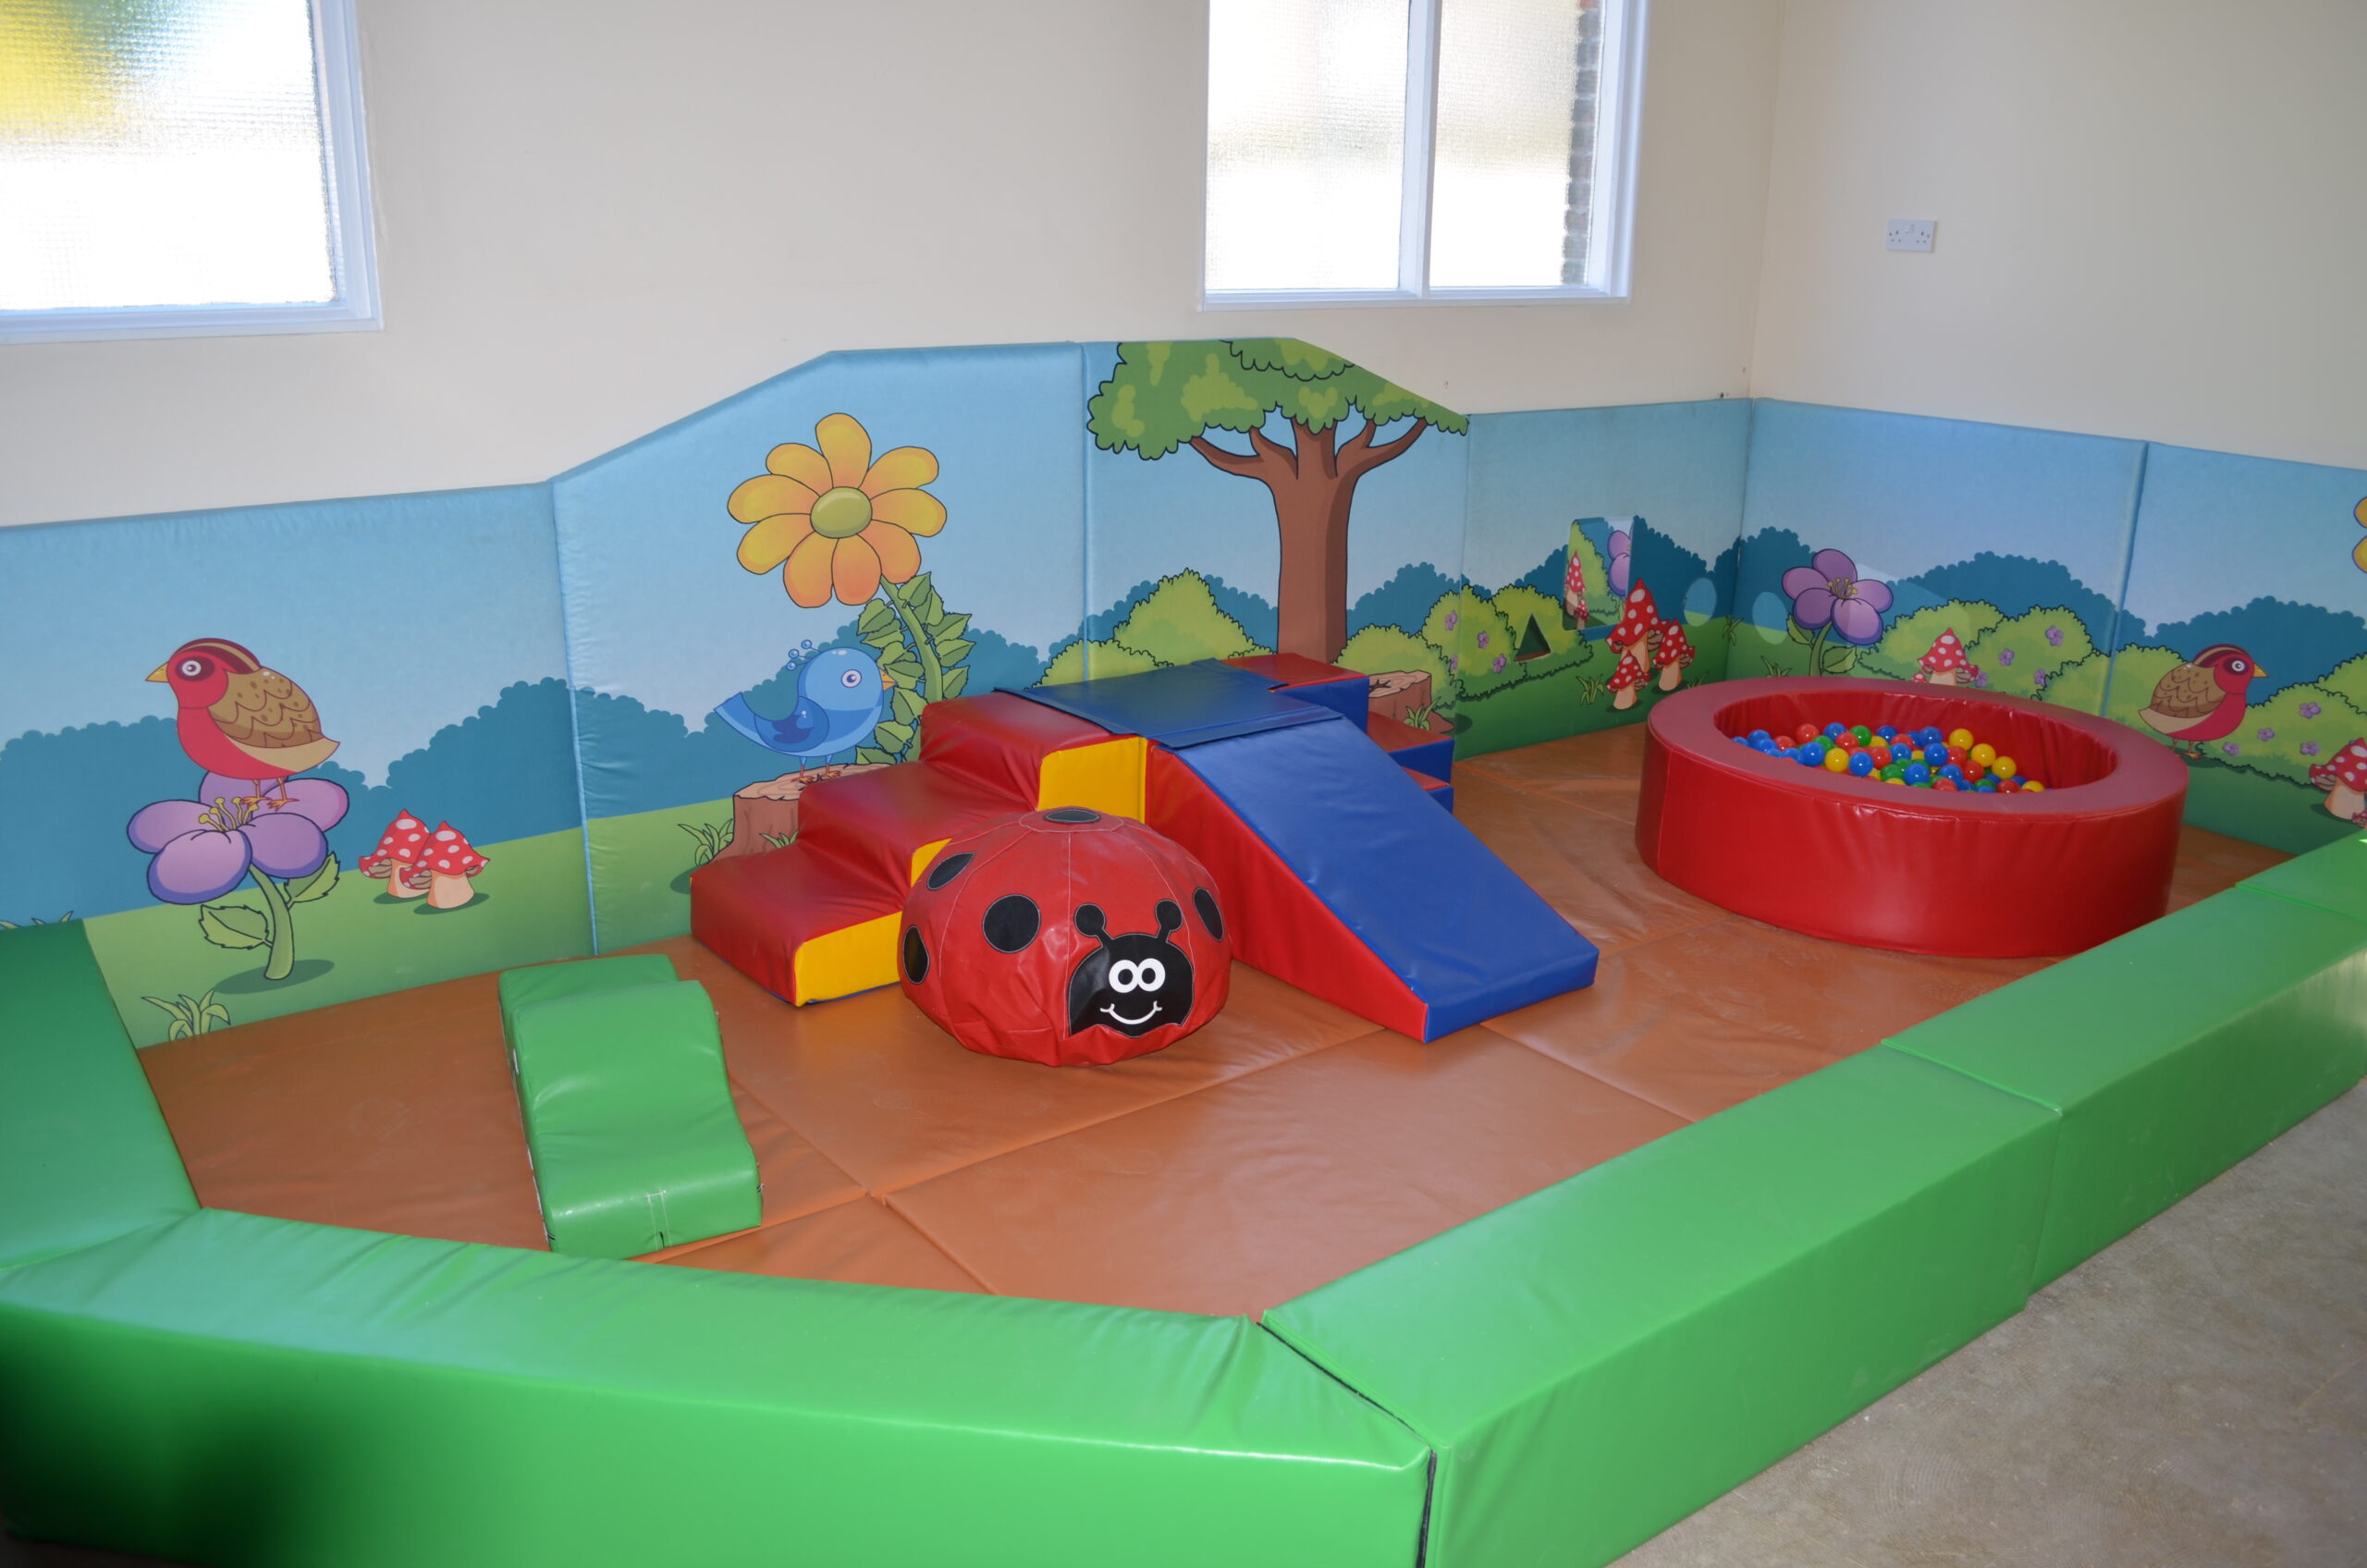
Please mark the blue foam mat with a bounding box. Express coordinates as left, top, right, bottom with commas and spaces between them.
1181, 717, 1598, 1037
1017, 662, 1336, 748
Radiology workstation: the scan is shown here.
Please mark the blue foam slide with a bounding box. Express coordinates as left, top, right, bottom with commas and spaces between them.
1181, 716, 1598, 1036
1018, 663, 1334, 749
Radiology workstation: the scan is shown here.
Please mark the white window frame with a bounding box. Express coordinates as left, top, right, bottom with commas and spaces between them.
1202, 0, 1648, 310
0, 0, 380, 345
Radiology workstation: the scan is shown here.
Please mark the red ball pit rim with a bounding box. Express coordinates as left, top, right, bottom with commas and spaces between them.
1637, 677, 2189, 958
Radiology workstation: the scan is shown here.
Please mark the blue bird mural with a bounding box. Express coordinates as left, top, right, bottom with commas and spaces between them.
712, 647, 892, 765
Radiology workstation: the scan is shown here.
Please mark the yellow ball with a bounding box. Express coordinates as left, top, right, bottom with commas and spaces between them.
1992, 755, 2018, 778
1969, 741, 1997, 768
2022, 778, 2044, 792
1947, 728, 1975, 750
1823, 747, 1850, 772
1884, 776, 1906, 785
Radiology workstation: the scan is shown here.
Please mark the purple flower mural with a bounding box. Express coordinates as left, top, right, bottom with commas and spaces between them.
2300, 702, 2323, 719
1997, 648, 2016, 666
2258, 727, 2276, 741
1491, 655, 1506, 672
2222, 741, 2241, 757
128, 774, 348, 983
2032, 669, 2052, 690
2044, 625, 2065, 647
1607, 529, 1633, 597
2302, 741, 2322, 757
1780, 548, 1893, 674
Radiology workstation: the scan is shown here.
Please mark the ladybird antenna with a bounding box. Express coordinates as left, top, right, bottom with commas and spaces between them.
1154, 900, 1182, 941
1073, 903, 1111, 947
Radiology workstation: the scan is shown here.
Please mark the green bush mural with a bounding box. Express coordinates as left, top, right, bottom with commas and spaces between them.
1040, 572, 1269, 685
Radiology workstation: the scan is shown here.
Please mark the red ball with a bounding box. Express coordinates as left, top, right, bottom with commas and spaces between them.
1933, 778, 1960, 792
899, 809, 1233, 1067
1944, 744, 1967, 767
1867, 741, 1893, 767
1794, 723, 1821, 744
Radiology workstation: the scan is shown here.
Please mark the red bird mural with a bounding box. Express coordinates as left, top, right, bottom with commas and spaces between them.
148, 638, 340, 796
2137, 643, 2267, 754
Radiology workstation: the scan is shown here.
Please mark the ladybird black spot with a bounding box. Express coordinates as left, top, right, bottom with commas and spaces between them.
901, 926, 929, 983
1193, 887, 1224, 940
924, 851, 974, 890
1043, 807, 1101, 824
983, 894, 1040, 953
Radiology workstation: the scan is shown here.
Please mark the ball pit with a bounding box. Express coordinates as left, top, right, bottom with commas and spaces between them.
1729, 715, 2051, 794
1639, 677, 2188, 958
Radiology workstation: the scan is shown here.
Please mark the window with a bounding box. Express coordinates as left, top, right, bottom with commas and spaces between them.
0, 0, 376, 343
1205, 0, 1644, 305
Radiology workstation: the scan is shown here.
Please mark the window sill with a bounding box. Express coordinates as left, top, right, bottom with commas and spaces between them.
1200, 287, 1630, 312
0, 300, 382, 347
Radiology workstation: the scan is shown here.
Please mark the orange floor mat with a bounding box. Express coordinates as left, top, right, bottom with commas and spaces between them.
141, 728, 2290, 1316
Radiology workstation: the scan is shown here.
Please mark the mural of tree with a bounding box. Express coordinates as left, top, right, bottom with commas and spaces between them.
1087, 339, 1468, 663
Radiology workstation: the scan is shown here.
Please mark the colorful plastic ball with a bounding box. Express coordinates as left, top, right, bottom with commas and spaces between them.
1968, 741, 1997, 768
1975, 779, 1998, 792
1992, 755, 2018, 778
1749, 729, 1771, 745
1946, 729, 1974, 750
2022, 779, 2045, 792
1922, 743, 1948, 766
1850, 725, 1872, 744
1822, 722, 1846, 740
1934, 778, 1960, 791
1847, 751, 1875, 777
1904, 762, 1931, 785
1868, 742, 1892, 767
1732, 734, 1751, 746
1795, 746, 1821, 766
1876, 725, 1898, 741
1918, 726, 1944, 746
1822, 747, 1850, 772
1939, 765, 1966, 784
1883, 764, 1907, 782
1795, 723, 1821, 745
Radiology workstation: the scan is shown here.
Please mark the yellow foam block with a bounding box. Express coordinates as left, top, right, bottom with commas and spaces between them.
791, 912, 901, 1006
1036, 736, 1147, 820
911, 839, 950, 884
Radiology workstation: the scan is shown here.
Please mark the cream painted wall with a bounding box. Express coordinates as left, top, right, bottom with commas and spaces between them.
0, 0, 1784, 528
1751, 0, 2367, 470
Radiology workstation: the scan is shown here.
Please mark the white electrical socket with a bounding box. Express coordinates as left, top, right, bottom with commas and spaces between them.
1886, 219, 1936, 252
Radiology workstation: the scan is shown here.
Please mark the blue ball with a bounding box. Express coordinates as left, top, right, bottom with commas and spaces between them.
1796, 746, 1822, 766
1975, 778, 1998, 792
1748, 729, 1771, 744
1922, 743, 1948, 766
1876, 725, 1898, 741
1904, 762, 1931, 785
1733, 734, 1751, 745
1847, 752, 1875, 777
1940, 765, 1966, 784
1919, 726, 1944, 746
1822, 722, 1846, 740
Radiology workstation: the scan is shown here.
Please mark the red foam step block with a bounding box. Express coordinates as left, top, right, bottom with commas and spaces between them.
690, 842, 903, 1004
795, 764, 1033, 888
919, 692, 1114, 802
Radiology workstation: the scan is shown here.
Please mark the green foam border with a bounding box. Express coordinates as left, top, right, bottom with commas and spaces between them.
4, 834, 2363, 1566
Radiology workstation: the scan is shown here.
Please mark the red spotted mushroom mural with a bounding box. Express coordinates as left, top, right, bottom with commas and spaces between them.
1606, 584, 1659, 710
416, 823, 487, 910
1914, 629, 1978, 686
359, 812, 432, 900
1654, 619, 1695, 692
2309, 739, 2367, 823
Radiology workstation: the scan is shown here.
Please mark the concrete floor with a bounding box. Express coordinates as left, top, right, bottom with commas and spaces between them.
6, 1084, 2362, 1568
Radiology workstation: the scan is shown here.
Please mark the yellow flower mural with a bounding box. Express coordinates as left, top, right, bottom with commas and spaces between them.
727, 412, 947, 607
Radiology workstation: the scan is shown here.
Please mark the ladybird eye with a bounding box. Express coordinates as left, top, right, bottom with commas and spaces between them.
841, 668, 862, 687
179, 659, 203, 678
1134, 957, 1165, 991
1110, 960, 1141, 992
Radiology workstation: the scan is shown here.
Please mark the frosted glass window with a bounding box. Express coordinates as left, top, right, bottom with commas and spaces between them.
1206, 0, 1410, 294
1206, 0, 1643, 301
0, 0, 376, 340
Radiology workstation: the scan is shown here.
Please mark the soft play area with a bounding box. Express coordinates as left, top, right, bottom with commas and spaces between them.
2, 328, 2364, 1566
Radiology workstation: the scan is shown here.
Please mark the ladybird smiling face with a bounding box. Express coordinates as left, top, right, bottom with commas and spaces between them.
1066, 901, 1196, 1038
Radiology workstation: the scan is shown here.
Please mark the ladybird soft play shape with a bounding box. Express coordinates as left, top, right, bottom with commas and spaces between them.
898, 807, 1232, 1067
